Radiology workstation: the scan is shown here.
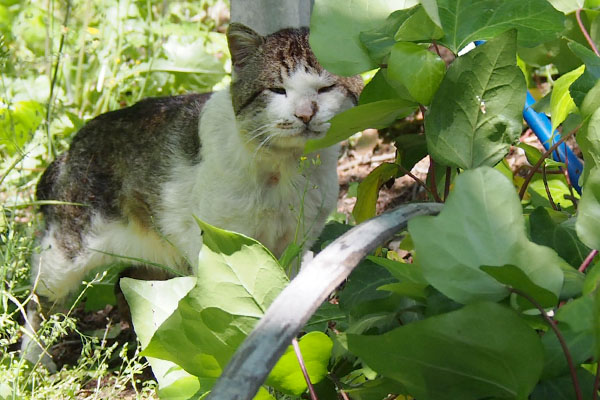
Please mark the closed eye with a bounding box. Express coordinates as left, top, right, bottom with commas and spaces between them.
269, 87, 286, 95
318, 84, 336, 94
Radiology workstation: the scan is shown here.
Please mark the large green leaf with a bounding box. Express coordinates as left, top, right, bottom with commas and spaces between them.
0, 100, 44, 154
266, 332, 333, 395
577, 166, 600, 250
304, 99, 416, 153
436, 0, 565, 53
408, 167, 565, 305
425, 30, 526, 169
125, 219, 288, 391
550, 64, 585, 132
310, 0, 418, 75
388, 42, 445, 105
348, 302, 544, 400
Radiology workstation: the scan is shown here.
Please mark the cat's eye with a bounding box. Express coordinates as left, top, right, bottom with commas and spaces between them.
318, 84, 336, 94
269, 87, 286, 95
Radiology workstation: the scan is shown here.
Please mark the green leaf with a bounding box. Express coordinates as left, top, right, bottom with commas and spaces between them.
367, 256, 427, 284
352, 163, 399, 224
481, 264, 558, 309
541, 327, 594, 381
550, 64, 585, 132
388, 42, 445, 105
359, 69, 412, 105
419, 0, 442, 28
581, 79, 600, 119
568, 41, 600, 107
532, 368, 598, 400
393, 6, 444, 42
408, 167, 565, 305
0, 100, 44, 154
348, 302, 544, 400
394, 134, 428, 172
517, 142, 544, 166
577, 166, 600, 250
359, 9, 417, 65
425, 30, 526, 169
266, 332, 333, 395
547, 0, 584, 14
310, 0, 418, 75
436, 0, 565, 53
128, 220, 288, 382
305, 99, 417, 153
577, 108, 600, 182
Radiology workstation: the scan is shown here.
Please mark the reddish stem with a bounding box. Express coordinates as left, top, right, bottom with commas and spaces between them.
292, 337, 318, 400
510, 288, 583, 400
579, 249, 599, 273
576, 8, 600, 57
427, 156, 443, 203
444, 166, 451, 200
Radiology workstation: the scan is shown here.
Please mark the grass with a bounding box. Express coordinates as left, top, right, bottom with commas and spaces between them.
0, 0, 229, 398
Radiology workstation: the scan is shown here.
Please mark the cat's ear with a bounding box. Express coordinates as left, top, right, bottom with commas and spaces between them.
227, 23, 264, 67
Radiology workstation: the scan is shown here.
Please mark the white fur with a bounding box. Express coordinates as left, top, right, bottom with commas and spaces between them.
33, 67, 351, 304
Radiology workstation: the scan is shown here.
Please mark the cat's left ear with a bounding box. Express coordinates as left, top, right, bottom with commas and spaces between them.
227, 23, 264, 67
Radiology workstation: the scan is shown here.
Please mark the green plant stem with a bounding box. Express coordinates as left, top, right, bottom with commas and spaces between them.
46, 0, 72, 160
444, 166, 451, 200
518, 125, 580, 200
542, 163, 558, 210
509, 287, 583, 400
395, 162, 436, 199
427, 156, 443, 203
292, 337, 318, 400
579, 249, 599, 273
576, 8, 600, 57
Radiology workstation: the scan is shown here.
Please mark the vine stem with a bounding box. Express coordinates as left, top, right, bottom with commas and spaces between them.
292, 337, 318, 400
576, 8, 600, 57
509, 288, 582, 400
579, 249, 599, 273
518, 126, 580, 200
542, 163, 558, 211
444, 166, 451, 200
395, 163, 435, 198
594, 363, 600, 400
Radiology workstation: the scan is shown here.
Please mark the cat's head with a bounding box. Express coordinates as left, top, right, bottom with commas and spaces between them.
226, 23, 363, 153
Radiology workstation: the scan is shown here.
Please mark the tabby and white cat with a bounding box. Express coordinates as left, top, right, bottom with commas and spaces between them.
23, 23, 362, 366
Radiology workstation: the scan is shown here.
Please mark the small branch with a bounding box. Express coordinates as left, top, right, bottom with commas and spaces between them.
395, 163, 434, 198
510, 288, 582, 400
542, 163, 558, 211
576, 8, 600, 57
292, 337, 318, 400
207, 203, 444, 400
579, 249, 599, 273
519, 126, 580, 200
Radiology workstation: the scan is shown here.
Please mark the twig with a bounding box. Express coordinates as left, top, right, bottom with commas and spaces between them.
519, 126, 581, 200
292, 337, 318, 400
563, 141, 578, 209
542, 164, 558, 210
576, 9, 600, 57
206, 203, 444, 400
579, 249, 599, 273
510, 288, 582, 400
432, 40, 443, 58
396, 163, 434, 198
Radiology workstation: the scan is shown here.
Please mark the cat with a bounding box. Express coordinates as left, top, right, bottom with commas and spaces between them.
21, 23, 363, 369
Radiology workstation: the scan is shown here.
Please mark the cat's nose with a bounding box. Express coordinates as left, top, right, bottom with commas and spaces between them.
295, 101, 317, 124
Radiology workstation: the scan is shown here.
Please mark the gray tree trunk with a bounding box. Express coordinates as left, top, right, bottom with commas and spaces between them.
230, 0, 314, 35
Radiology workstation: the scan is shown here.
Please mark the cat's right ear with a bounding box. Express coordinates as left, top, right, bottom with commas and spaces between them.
227, 23, 264, 68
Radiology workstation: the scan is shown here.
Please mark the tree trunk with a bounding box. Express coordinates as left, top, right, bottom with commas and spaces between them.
230, 0, 314, 36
